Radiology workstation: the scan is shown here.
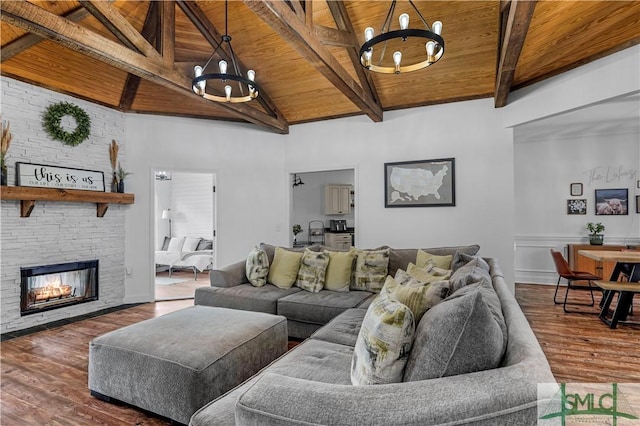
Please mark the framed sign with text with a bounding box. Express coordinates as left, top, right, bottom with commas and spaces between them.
16, 162, 105, 192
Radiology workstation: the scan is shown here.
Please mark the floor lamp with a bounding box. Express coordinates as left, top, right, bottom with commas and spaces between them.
162, 209, 172, 238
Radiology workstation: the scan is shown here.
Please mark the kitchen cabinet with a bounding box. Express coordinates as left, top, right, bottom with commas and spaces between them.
325, 232, 353, 251
325, 184, 351, 215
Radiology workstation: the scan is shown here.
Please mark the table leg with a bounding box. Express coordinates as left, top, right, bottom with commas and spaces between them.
609, 292, 635, 328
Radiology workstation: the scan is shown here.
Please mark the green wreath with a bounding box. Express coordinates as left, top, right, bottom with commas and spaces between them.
42, 102, 91, 146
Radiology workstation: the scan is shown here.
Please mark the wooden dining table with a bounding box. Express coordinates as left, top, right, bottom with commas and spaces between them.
578, 250, 640, 328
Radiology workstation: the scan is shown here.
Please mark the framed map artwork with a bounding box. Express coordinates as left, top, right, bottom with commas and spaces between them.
384, 158, 455, 207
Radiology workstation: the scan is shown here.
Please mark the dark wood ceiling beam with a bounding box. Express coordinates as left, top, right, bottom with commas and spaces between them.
0, 0, 288, 134
494, 0, 536, 108
245, 0, 383, 122
119, 2, 160, 111
176, 0, 284, 120
1, 7, 89, 63
79, 1, 162, 62
287, 1, 305, 20
313, 25, 354, 48
159, 0, 175, 67
326, 0, 380, 106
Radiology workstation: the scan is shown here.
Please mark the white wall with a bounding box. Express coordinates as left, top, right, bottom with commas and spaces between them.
285, 99, 517, 287
169, 172, 214, 240
1, 78, 127, 332
124, 115, 287, 303
514, 118, 639, 284
505, 45, 640, 285
291, 169, 354, 243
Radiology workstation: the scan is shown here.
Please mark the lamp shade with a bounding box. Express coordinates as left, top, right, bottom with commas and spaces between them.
161, 209, 171, 220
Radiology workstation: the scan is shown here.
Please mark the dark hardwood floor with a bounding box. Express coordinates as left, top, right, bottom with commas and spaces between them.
1, 284, 639, 425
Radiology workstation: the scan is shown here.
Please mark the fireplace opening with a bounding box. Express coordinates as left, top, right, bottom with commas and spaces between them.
20, 260, 98, 316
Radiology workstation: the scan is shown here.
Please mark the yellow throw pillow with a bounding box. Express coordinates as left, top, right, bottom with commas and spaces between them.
267, 247, 303, 289
416, 250, 453, 270
382, 275, 450, 322
407, 263, 451, 284
324, 249, 356, 292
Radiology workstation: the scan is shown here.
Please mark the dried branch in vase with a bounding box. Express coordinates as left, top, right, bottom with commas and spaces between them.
1, 117, 12, 166
109, 139, 119, 171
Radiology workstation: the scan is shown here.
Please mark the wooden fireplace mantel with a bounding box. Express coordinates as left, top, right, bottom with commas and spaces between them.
0, 186, 134, 217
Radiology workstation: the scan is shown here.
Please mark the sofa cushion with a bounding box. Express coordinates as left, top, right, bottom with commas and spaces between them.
382, 275, 450, 322
268, 247, 303, 289
183, 237, 202, 252
449, 256, 492, 293
197, 239, 213, 251
195, 284, 301, 315
351, 248, 390, 293
310, 309, 366, 347
449, 277, 508, 348
161, 236, 170, 251
384, 245, 481, 277
246, 246, 270, 287
167, 237, 185, 252
296, 249, 330, 293
277, 290, 372, 325
403, 287, 504, 382
324, 249, 356, 292
416, 249, 453, 270
351, 292, 415, 385
260, 243, 323, 264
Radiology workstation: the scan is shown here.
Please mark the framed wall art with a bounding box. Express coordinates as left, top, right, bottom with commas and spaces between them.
636, 195, 640, 214
384, 158, 455, 207
570, 183, 583, 196
567, 199, 587, 215
16, 162, 105, 192
594, 188, 628, 215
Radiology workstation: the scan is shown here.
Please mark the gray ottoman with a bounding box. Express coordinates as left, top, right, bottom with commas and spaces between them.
88, 306, 287, 425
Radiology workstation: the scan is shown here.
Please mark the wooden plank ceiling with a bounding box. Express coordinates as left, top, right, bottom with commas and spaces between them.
1, 0, 639, 134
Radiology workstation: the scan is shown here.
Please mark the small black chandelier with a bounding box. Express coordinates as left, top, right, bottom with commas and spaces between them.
359, 0, 444, 74
192, 1, 259, 103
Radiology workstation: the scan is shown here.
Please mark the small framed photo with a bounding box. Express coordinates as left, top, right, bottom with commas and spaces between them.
595, 188, 628, 215
570, 183, 583, 196
637, 180, 640, 189
567, 199, 587, 215
636, 195, 640, 214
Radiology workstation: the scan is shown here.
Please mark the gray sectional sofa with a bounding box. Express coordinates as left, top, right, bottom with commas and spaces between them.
191, 244, 557, 425
195, 243, 482, 338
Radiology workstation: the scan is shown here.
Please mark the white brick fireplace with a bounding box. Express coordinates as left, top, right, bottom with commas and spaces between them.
1, 78, 128, 333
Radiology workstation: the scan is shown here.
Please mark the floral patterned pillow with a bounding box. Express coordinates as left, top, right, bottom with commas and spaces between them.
351, 291, 415, 385
245, 246, 269, 287
296, 249, 330, 293
352, 248, 390, 293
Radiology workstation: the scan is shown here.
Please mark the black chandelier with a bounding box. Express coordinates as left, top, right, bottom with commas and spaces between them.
192, 1, 259, 103
359, 0, 444, 74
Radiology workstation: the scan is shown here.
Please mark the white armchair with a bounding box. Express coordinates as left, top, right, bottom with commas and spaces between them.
155, 237, 213, 280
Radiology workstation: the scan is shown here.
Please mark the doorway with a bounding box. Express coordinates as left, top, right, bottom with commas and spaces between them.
153, 170, 216, 301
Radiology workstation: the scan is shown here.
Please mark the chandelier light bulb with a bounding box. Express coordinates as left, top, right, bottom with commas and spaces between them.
193, 65, 205, 95
219, 60, 228, 74
426, 41, 436, 59
432, 21, 443, 36
364, 27, 375, 42
393, 51, 402, 73
247, 70, 255, 82
399, 13, 410, 30
363, 49, 372, 67
224, 85, 232, 101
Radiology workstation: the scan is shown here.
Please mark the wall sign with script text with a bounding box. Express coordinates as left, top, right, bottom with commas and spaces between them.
16, 162, 105, 192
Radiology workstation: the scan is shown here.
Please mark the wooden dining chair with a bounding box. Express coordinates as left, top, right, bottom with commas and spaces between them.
550, 249, 601, 313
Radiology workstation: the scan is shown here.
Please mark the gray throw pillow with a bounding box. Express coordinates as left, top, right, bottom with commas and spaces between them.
161, 236, 170, 251
449, 256, 491, 293
448, 277, 507, 348
403, 287, 505, 382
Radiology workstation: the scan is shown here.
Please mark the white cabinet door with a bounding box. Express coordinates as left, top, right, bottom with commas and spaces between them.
325, 185, 351, 215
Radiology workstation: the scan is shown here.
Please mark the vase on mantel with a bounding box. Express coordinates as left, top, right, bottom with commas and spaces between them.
111, 172, 118, 193
1, 163, 7, 186
118, 180, 125, 193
